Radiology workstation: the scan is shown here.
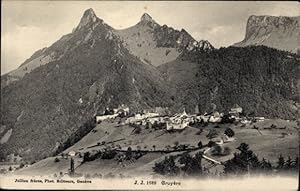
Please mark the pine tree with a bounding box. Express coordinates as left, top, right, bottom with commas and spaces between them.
277, 155, 285, 170
224, 143, 261, 175
284, 156, 292, 170
260, 158, 272, 171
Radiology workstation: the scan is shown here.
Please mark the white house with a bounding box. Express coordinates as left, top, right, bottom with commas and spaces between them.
96, 113, 118, 123
229, 104, 243, 114
254, 117, 265, 122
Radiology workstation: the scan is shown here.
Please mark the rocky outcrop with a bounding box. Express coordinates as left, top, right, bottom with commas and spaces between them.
234, 15, 300, 53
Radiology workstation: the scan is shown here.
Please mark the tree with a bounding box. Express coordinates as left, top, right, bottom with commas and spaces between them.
153, 156, 179, 176
223, 147, 231, 156
126, 147, 132, 160
260, 158, 272, 171
179, 153, 202, 176
207, 141, 216, 148
224, 128, 235, 137
174, 141, 179, 149
134, 126, 142, 134
83, 152, 90, 162
283, 156, 292, 170
224, 143, 261, 175
277, 154, 285, 170
206, 129, 218, 139
152, 145, 156, 151
291, 156, 299, 170
19, 163, 25, 168
197, 141, 203, 149
54, 157, 60, 163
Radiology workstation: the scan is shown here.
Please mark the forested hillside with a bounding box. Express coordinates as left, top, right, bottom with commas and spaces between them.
159, 46, 300, 119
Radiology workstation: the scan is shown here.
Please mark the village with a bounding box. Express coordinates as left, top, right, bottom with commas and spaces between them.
96, 104, 265, 131
1, 103, 298, 178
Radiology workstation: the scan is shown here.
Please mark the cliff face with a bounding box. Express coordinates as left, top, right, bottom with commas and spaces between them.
234, 15, 300, 53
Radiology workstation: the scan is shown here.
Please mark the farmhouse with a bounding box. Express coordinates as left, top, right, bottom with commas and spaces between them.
96, 113, 118, 123
125, 112, 160, 124
229, 104, 243, 117
254, 117, 265, 122
208, 112, 223, 123
7, 153, 22, 163
113, 104, 130, 116
96, 104, 130, 123
166, 120, 189, 130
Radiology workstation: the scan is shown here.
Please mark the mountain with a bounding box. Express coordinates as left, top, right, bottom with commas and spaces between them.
110, 13, 212, 66
159, 46, 300, 118
1, 9, 299, 163
233, 15, 300, 53
0, 9, 173, 161
2, 11, 213, 87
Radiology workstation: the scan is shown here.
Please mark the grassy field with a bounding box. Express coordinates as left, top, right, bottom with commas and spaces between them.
13, 119, 299, 177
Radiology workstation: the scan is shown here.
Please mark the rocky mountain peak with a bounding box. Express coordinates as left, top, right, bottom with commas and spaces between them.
138, 13, 158, 28
197, 40, 214, 51
185, 39, 214, 53
140, 13, 154, 22
76, 8, 100, 31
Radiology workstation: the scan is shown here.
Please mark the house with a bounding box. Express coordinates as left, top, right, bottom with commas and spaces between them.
229, 104, 243, 114
113, 104, 130, 116
208, 112, 222, 123
241, 119, 251, 125
166, 120, 189, 131
7, 153, 22, 163
254, 117, 265, 122
68, 151, 76, 157
155, 107, 169, 116
96, 113, 118, 123
229, 104, 243, 117
125, 112, 160, 124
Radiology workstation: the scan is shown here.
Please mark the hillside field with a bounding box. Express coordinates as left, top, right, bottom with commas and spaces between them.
13, 119, 299, 177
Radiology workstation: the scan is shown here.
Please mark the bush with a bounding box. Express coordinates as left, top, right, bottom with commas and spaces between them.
125, 147, 132, 160
206, 129, 218, 139
19, 163, 25, 168
207, 141, 216, 148
54, 157, 60, 163
197, 141, 203, 149
178, 153, 202, 176
102, 150, 117, 160
224, 128, 235, 137
133, 126, 142, 134
211, 145, 222, 156
153, 156, 179, 176
223, 147, 231, 156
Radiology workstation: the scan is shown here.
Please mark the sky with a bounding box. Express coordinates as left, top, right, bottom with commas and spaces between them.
1, 1, 299, 74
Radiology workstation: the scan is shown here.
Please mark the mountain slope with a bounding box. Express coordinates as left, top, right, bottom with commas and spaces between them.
159, 46, 300, 119
233, 15, 300, 53
0, 9, 172, 161
114, 13, 213, 66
